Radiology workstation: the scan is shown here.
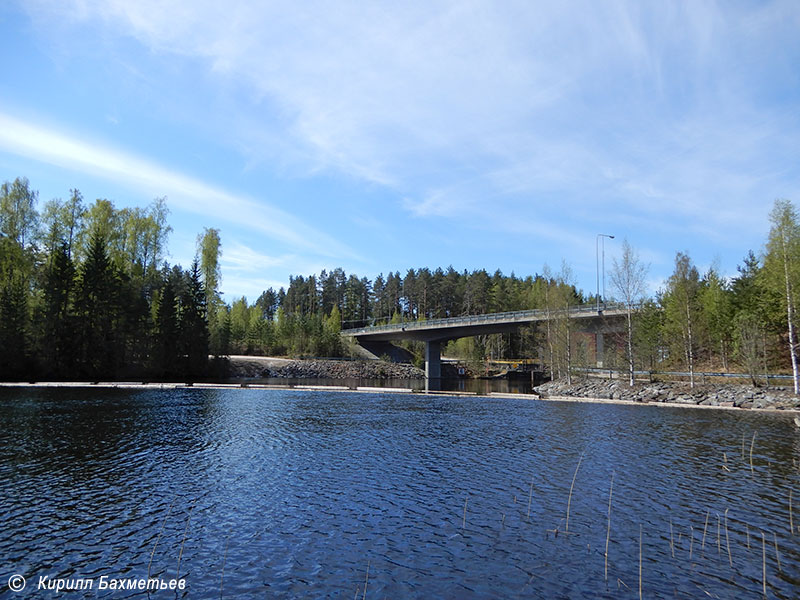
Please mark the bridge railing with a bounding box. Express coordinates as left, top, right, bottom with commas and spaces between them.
342, 302, 631, 335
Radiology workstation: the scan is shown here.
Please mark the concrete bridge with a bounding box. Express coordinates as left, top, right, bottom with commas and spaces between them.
342, 304, 629, 390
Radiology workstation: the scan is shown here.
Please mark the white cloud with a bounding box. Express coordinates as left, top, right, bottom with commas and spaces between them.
0, 112, 359, 260
222, 243, 287, 273
17, 0, 800, 275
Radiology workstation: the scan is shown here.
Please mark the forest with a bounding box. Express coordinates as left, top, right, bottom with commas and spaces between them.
1, 175, 799, 388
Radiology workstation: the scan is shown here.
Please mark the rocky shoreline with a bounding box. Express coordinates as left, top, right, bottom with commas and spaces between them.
534, 378, 800, 410
228, 356, 425, 380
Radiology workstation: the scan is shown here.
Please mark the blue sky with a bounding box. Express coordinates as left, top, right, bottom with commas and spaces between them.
1, 1, 799, 302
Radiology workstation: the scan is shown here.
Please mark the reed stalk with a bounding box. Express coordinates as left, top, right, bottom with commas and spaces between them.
790, 489, 794, 535
605, 472, 614, 582
565, 452, 584, 533
761, 531, 766, 597
219, 533, 230, 600
176, 501, 196, 581
362, 560, 369, 600
724, 509, 732, 568
717, 513, 721, 556
689, 526, 694, 561
741, 431, 745, 460
773, 532, 781, 572
750, 432, 757, 473
462, 497, 468, 529
148, 496, 176, 580
723, 452, 730, 472
527, 476, 534, 522
639, 525, 643, 600
669, 517, 674, 558
701, 510, 709, 555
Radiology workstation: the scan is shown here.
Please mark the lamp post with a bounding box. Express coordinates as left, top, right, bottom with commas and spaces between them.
596, 233, 615, 312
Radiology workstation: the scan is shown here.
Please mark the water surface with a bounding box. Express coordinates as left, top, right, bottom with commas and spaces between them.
1, 388, 798, 598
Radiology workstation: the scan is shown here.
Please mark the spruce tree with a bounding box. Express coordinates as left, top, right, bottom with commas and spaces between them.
43, 242, 76, 376
178, 260, 209, 378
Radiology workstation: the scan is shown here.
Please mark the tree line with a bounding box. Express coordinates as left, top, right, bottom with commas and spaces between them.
0, 177, 210, 380
1, 176, 799, 391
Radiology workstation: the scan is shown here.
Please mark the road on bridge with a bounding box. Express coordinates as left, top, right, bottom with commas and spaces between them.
342, 304, 629, 390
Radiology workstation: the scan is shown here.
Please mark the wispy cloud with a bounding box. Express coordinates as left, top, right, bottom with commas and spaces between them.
218, 242, 337, 300
0, 112, 359, 260
22, 2, 799, 229
14, 0, 800, 292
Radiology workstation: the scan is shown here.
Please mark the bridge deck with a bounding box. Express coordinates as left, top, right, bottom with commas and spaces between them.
342, 304, 627, 342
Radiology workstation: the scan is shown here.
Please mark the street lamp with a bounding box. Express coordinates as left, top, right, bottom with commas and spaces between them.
596, 233, 615, 312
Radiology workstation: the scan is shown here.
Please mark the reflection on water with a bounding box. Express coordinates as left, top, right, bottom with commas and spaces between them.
0, 388, 798, 598
238, 376, 536, 395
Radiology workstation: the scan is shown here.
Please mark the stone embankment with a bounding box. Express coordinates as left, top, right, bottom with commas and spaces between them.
228, 356, 424, 380
535, 378, 800, 410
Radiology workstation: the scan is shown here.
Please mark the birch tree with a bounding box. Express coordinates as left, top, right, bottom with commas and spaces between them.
663, 252, 701, 388
197, 227, 222, 314
764, 199, 800, 394
542, 263, 557, 379
609, 240, 648, 386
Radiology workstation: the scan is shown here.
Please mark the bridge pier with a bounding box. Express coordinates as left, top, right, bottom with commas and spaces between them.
596, 332, 604, 368
425, 340, 441, 391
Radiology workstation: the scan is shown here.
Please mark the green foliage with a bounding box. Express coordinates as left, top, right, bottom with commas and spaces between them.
0, 275, 29, 377
180, 260, 210, 376
0, 177, 39, 249
41, 242, 77, 376
633, 299, 664, 370
154, 281, 179, 376
698, 266, 733, 369
75, 233, 122, 377
197, 227, 222, 310
762, 199, 800, 391
661, 252, 701, 379
4, 174, 800, 384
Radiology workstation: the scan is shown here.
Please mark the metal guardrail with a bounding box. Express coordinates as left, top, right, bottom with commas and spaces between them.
342, 303, 630, 336
578, 367, 794, 382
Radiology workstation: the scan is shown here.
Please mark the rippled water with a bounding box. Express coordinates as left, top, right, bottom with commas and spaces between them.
1, 388, 799, 599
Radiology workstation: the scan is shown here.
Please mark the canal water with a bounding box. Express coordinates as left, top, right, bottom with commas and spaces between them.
236, 377, 536, 395
0, 388, 798, 599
